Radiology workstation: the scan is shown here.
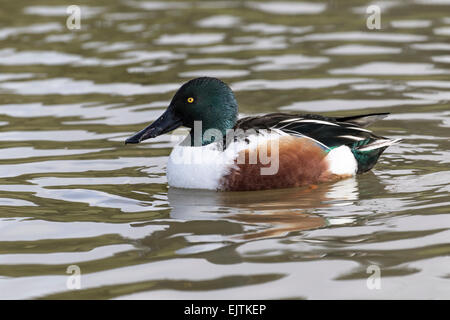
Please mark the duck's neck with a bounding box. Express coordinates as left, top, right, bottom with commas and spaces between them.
188, 117, 237, 147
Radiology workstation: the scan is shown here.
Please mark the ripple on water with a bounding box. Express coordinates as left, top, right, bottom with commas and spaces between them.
241, 23, 313, 35
251, 54, 329, 71
434, 26, 450, 35
352, 1, 403, 14
390, 20, 432, 28
0, 23, 62, 40
0, 102, 168, 125
45, 34, 76, 43
0, 49, 186, 67
407, 80, 450, 89
0, 49, 82, 66
246, 1, 327, 15
0, 147, 111, 160
0, 130, 120, 142
0, 73, 34, 81
0, 244, 135, 265
232, 78, 366, 91
280, 98, 434, 112
127, 1, 190, 10
293, 31, 428, 43
329, 62, 448, 75
411, 43, 450, 51
0, 78, 180, 96
155, 33, 225, 46
0, 218, 168, 241
23, 6, 104, 17
179, 69, 250, 78
186, 57, 252, 65
196, 15, 241, 28
323, 44, 402, 55
0, 0, 449, 300
0, 198, 36, 207
432, 55, 450, 63
196, 36, 287, 53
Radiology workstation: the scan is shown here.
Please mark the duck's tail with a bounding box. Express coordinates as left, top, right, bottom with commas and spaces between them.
356, 138, 403, 152
337, 112, 390, 128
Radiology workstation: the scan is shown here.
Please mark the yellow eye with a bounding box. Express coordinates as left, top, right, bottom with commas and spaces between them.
187, 97, 194, 103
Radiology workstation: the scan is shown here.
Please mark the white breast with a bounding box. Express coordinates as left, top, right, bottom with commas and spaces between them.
166, 143, 234, 190
166, 132, 285, 190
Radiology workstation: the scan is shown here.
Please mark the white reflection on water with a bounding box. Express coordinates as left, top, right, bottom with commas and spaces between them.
0, 49, 80, 65
232, 78, 366, 91
33, 177, 157, 187
434, 26, 450, 35
280, 98, 434, 112
0, 78, 180, 96
0, 0, 449, 300
118, 23, 146, 33
127, 64, 174, 74
127, 1, 190, 10
186, 57, 252, 65
179, 69, 250, 78
411, 43, 450, 51
45, 34, 76, 43
196, 15, 241, 28
350, 83, 405, 91
197, 36, 287, 53
390, 20, 432, 28
0, 147, 110, 160
241, 23, 313, 35
407, 80, 450, 88
155, 33, 225, 46
0, 198, 36, 206
252, 54, 329, 71
0, 23, 62, 40
247, 1, 326, 15
323, 44, 401, 55
0, 244, 135, 265
405, 91, 450, 102
293, 32, 427, 42
0, 101, 168, 125
352, 1, 402, 14
32, 188, 163, 213
0, 218, 168, 241
330, 62, 448, 75
432, 55, 450, 63
0, 73, 34, 81
0, 130, 121, 142
23, 6, 103, 17
0, 49, 186, 67
0, 157, 167, 178
415, 0, 450, 4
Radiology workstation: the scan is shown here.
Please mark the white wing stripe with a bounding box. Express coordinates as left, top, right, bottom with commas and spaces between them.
338, 135, 366, 141
278, 118, 304, 123
345, 126, 372, 133
296, 119, 339, 126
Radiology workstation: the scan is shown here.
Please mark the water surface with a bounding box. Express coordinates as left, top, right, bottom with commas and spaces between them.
0, 0, 449, 299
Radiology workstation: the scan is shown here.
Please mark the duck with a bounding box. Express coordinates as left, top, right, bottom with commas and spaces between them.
125, 77, 401, 191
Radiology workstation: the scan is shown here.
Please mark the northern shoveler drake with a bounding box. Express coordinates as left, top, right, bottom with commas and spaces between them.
126, 77, 401, 191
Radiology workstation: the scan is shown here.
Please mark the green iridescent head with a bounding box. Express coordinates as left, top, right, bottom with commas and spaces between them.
126, 77, 238, 146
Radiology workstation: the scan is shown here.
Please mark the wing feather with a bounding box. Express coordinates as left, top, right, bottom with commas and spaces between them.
234, 112, 389, 149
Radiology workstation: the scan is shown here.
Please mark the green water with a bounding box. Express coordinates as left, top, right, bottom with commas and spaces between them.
0, 0, 449, 299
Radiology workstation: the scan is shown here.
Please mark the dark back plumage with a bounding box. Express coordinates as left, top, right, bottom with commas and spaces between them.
233, 112, 398, 173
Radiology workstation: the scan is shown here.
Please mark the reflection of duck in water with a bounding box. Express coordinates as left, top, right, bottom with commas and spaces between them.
126, 77, 400, 191
167, 177, 359, 239
136, 177, 378, 259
